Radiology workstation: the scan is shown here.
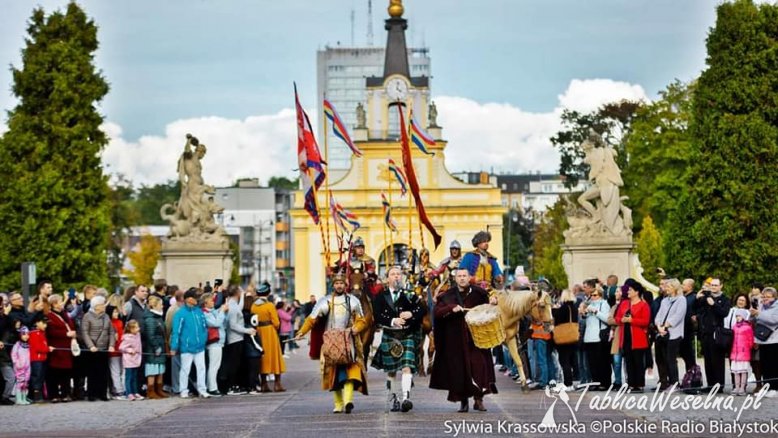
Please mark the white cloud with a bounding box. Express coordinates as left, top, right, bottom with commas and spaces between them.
100, 78, 649, 185
101, 109, 298, 187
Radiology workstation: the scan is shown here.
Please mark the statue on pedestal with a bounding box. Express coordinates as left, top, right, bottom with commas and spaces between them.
565, 130, 632, 239
160, 134, 227, 242
355, 102, 366, 129
428, 101, 439, 128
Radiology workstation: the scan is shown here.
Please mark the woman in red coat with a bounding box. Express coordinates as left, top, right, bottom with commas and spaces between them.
46, 295, 76, 402
615, 279, 651, 393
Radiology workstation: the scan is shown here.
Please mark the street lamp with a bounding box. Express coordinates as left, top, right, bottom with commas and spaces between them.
506, 209, 519, 273
254, 218, 274, 285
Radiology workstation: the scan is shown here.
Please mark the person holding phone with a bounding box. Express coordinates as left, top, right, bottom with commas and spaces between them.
615, 279, 650, 393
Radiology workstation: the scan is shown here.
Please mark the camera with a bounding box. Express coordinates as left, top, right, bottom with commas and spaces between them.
752, 298, 759, 309
214, 278, 223, 287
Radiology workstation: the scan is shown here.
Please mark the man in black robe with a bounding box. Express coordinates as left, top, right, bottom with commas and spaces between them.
430, 268, 498, 412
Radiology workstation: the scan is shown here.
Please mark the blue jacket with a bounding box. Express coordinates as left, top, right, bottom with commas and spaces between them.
170, 305, 207, 354
203, 307, 227, 347
460, 251, 502, 282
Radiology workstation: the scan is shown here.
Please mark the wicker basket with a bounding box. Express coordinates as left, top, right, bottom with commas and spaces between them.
464, 304, 505, 349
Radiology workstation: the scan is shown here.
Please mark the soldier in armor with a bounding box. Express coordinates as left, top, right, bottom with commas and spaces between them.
428, 240, 463, 292
460, 231, 504, 291
342, 237, 380, 297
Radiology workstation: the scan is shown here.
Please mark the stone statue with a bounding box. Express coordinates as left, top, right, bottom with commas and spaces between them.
428, 101, 439, 128
356, 102, 366, 129
564, 130, 632, 239
160, 134, 226, 242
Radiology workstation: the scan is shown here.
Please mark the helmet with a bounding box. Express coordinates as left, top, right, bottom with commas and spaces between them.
353, 237, 365, 247
449, 240, 461, 249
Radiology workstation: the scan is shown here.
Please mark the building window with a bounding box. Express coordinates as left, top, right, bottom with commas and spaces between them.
501, 183, 507, 190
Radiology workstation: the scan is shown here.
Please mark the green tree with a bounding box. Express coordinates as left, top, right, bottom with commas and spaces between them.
123, 233, 160, 286
0, 3, 111, 289
503, 208, 535, 275
666, 0, 778, 291
551, 100, 641, 189
623, 80, 695, 233
108, 175, 139, 290
532, 199, 569, 289
267, 176, 299, 190
635, 215, 664, 284
133, 180, 179, 225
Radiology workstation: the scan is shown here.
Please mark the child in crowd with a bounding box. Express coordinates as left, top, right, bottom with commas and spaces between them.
107, 305, 126, 400
28, 313, 50, 402
11, 327, 31, 405
730, 309, 754, 395
120, 320, 144, 401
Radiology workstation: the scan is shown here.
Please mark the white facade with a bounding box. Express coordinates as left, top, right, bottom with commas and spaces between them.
316, 46, 431, 169
522, 179, 590, 215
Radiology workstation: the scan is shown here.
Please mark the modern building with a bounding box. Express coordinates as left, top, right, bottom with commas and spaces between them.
317, 45, 430, 170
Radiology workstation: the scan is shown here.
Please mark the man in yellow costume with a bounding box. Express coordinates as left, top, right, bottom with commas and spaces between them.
296, 273, 368, 413
460, 231, 504, 291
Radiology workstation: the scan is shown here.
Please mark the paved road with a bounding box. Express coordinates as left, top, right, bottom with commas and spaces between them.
1, 346, 776, 438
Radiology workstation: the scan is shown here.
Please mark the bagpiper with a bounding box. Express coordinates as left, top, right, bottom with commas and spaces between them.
371, 265, 426, 412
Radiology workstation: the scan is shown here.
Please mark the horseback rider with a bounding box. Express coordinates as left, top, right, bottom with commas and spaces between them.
460, 231, 504, 291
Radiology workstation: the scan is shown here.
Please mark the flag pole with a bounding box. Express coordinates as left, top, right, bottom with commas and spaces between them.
322, 97, 332, 266
308, 168, 330, 268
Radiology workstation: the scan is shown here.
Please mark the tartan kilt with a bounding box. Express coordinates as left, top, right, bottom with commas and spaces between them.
371, 328, 421, 373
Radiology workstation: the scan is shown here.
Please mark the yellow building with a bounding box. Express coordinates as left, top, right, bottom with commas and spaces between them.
291, 1, 505, 298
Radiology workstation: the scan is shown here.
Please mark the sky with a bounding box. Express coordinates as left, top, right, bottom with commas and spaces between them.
0, 0, 724, 186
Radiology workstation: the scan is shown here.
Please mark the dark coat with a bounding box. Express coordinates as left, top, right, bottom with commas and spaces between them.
143, 309, 167, 365
372, 288, 426, 330
126, 297, 146, 332
46, 310, 75, 369
695, 293, 731, 336
429, 285, 497, 402
0, 314, 12, 366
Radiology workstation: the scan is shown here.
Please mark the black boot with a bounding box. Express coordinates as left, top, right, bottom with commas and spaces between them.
457, 399, 469, 413
390, 394, 401, 412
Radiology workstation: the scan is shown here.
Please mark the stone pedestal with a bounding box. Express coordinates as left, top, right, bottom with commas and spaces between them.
561, 236, 635, 287
155, 239, 233, 289
353, 127, 368, 142
428, 126, 442, 141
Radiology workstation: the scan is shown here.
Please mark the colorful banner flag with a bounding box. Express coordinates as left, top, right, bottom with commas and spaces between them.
399, 106, 442, 248
387, 158, 408, 196
381, 193, 398, 232
295, 83, 325, 224
330, 192, 360, 232
324, 99, 362, 157
410, 112, 436, 156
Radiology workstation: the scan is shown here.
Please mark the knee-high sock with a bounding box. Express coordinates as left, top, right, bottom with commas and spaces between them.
343, 382, 354, 404
401, 373, 412, 400
333, 389, 344, 410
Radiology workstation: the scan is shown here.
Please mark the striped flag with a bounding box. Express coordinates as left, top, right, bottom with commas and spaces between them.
295, 83, 325, 224
381, 193, 398, 232
409, 112, 436, 156
324, 99, 362, 157
330, 193, 360, 232
387, 158, 408, 196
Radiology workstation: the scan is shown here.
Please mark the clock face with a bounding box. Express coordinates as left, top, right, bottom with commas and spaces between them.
385, 77, 409, 101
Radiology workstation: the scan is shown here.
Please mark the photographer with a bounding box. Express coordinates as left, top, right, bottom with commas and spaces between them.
694, 278, 731, 388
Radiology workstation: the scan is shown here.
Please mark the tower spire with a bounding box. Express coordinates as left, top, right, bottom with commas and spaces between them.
382, 0, 410, 79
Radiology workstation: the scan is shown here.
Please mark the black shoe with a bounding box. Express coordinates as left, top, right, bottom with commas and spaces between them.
345, 402, 354, 414
88, 397, 97, 402
457, 400, 469, 413
0, 398, 14, 406
207, 390, 222, 397
401, 399, 413, 412
390, 395, 401, 412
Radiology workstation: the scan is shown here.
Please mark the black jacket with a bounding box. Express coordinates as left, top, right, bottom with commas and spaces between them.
372, 288, 426, 331
694, 293, 731, 335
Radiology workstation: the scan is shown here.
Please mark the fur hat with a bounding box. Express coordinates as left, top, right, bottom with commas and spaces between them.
471, 231, 491, 247
331, 273, 347, 284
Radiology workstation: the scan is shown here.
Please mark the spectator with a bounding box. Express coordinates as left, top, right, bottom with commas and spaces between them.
607, 289, 625, 387
27, 280, 53, 315
581, 281, 611, 390
730, 309, 753, 395
151, 279, 168, 313
80, 295, 115, 402
0, 294, 16, 405
124, 285, 148, 330
723, 292, 751, 390
277, 301, 293, 358
302, 294, 317, 318
201, 292, 227, 397
119, 319, 144, 401
680, 279, 697, 372
552, 289, 578, 389
695, 278, 731, 388
616, 279, 650, 393
46, 294, 75, 403
143, 296, 168, 399
107, 294, 126, 319
219, 285, 254, 395
751, 287, 778, 398
605, 275, 619, 307
165, 288, 185, 394
251, 283, 286, 392
8, 292, 33, 330
170, 289, 210, 399
748, 285, 763, 392
28, 313, 50, 402
654, 279, 686, 390
106, 305, 126, 400
11, 326, 31, 405
70, 284, 97, 401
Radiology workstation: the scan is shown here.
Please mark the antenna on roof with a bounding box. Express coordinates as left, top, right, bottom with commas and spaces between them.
351, 8, 355, 46
367, 0, 374, 46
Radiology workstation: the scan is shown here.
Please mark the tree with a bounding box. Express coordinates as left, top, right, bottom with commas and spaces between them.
0, 3, 111, 289
108, 175, 139, 290
635, 215, 664, 284
133, 180, 179, 225
123, 233, 160, 286
267, 176, 299, 191
532, 199, 569, 290
622, 80, 695, 233
551, 100, 641, 189
666, 0, 778, 291
503, 208, 535, 275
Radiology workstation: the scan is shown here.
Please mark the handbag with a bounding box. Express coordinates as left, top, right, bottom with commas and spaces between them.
553, 305, 579, 345
713, 325, 734, 349
206, 326, 220, 345
656, 299, 678, 344
320, 294, 355, 365
754, 322, 774, 342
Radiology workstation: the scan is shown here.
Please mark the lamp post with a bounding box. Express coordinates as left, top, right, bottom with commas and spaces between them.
506, 209, 519, 274
254, 218, 274, 286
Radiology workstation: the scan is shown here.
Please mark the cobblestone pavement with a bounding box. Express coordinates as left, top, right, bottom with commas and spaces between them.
1, 347, 776, 438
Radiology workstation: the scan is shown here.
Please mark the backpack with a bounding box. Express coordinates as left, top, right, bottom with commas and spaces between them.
681, 364, 703, 389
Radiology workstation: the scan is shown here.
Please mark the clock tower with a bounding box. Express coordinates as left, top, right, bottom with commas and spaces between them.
362, 0, 432, 140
